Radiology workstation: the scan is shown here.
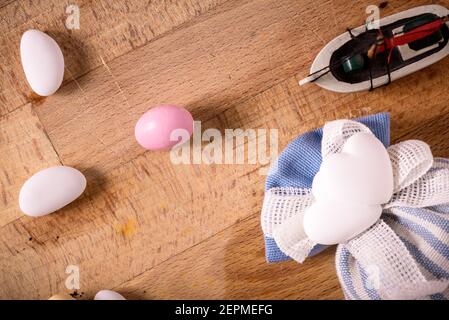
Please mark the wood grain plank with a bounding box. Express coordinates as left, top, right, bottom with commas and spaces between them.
0, 104, 61, 229
0, 0, 15, 9
115, 214, 343, 300
0, 152, 266, 299
34, 0, 326, 177
0, 0, 227, 116
33, 0, 444, 177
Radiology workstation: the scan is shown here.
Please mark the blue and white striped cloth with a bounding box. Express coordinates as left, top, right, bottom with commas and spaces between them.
337, 197, 449, 300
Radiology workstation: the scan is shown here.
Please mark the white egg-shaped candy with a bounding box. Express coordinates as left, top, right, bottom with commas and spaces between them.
94, 290, 126, 300
48, 294, 76, 300
19, 166, 86, 217
20, 29, 65, 96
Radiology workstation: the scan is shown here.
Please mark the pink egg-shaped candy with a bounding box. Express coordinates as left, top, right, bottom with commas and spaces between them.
135, 105, 193, 151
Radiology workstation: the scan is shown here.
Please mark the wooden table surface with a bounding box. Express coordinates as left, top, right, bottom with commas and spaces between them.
1, 0, 449, 300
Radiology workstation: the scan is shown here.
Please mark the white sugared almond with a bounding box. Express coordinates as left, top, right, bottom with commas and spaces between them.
94, 290, 126, 300
20, 29, 65, 96
19, 166, 86, 217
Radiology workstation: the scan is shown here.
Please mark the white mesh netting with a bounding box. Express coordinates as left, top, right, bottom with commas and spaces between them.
387, 140, 433, 194
321, 120, 373, 159
272, 213, 316, 263
345, 220, 449, 300
386, 155, 449, 209
261, 187, 313, 237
